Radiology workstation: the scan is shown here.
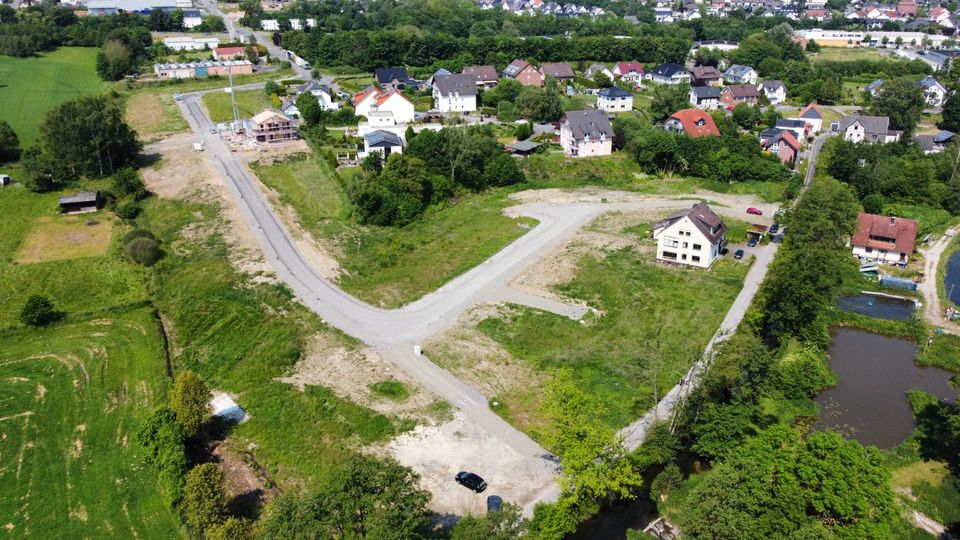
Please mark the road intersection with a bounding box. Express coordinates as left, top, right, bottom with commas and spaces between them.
174, 87, 825, 510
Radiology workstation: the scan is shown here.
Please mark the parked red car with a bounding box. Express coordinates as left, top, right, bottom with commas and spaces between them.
746, 207, 763, 216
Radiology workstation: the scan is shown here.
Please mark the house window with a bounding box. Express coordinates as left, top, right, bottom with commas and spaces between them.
692, 255, 701, 263
662, 251, 677, 260
664, 239, 679, 248
693, 244, 702, 250
682, 242, 688, 248
682, 254, 687, 260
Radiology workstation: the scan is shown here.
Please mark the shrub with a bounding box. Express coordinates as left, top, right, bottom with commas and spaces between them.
650, 463, 683, 502
182, 463, 228, 532
19, 295, 61, 326
124, 237, 163, 266
135, 406, 187, 504
114, 197, 141, 219
169, 370, 211, 439
122, 228, 156, 245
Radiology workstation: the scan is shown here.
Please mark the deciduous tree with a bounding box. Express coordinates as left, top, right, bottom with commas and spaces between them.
169, 370, 211, 439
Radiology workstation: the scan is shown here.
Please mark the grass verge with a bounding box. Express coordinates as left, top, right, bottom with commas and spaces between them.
476, 251, 748, 436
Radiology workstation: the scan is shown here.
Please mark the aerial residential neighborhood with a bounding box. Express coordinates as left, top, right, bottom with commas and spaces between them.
2, 0, 960, 539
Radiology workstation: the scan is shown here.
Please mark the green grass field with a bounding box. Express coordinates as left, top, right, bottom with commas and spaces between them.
474, 251, 748, 435
0, 47, 106, 145
136, 195, 408, 488
809, 47, 890, 62
253, 155, 536, 307
0, 184, 148, 328
201, 89, 274, 123
0, 177, 178, 535
0, 308, 181, 538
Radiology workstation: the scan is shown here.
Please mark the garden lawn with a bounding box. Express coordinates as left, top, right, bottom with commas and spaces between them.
476, 251, 748, 436
0, 308, 182, 538
0, 47, 105, 145
252, 155, 536, 307
201, 89, 274, 123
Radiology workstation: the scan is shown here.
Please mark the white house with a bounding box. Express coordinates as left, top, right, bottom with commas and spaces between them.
181, 9, 202, 28
758, 80, 787, 105
597, 87, 633, 112
851, 212, 919, 265
613, 62, 645, 85
837, 115, 901, 143
689, 86, 722, 110
585, 63, 615, 81
560, 110, 614, 157
723, 64, 758, 85
915, 76, 948, 108
353, 86, 415, 124
652, 202, 727, 268
648, 63, 690, 85
432, 74, 478, 113
296, 80, 339, 110
798, 102, 823, 134
358, 130, 404, 161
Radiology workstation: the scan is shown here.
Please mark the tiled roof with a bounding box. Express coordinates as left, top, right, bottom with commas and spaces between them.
668, 109, 720, 137
654, 202, 727, 243
564, 110, 614, 141
851, 212, 919, 255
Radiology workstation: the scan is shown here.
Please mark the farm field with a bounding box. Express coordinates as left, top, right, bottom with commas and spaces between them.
252, 155, 536, 307
0, 308, 181, 538
201, 88, 273, 123
0, 47, 105, 145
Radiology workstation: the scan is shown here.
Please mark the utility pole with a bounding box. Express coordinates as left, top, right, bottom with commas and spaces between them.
228, 66, 241, 132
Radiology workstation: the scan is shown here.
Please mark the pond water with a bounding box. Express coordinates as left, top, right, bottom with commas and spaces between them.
837, 294, 916, 321
812, 328, 955, 448
945, 251, 960, 305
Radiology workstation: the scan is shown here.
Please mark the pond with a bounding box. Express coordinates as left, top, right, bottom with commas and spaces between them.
812, 328, 955, 448
838, 294, 916, 321
945, 250, 960, 305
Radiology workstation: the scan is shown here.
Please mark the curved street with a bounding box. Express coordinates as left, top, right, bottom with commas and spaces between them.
175, 87, 835, 510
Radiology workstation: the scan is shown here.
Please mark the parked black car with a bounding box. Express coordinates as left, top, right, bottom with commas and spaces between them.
747, 237, 758, 247
734, 248, 744, 260
769, 223, 779, 234
455, 471, 487, 493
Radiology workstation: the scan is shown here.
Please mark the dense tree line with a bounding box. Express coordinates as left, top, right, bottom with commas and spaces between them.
481, 79, 565, 122
346, 125, 524, 226
282, 29, 690, 71
824, 137, 960, 214
0, 3, 152, 57
22, 95, 139, 191
617, 117, 800, 185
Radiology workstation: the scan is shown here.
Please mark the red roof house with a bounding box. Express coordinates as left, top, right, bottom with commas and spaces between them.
851, 213, 919, 264
664, 109, 720, 138
214, 46, 247, 60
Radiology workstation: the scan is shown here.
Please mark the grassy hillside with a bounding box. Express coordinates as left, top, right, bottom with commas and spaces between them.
0, 47, 105, 145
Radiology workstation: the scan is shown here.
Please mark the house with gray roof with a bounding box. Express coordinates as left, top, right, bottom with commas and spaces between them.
652, 202, 727, 268
432, 74, 478, 113
723, 64, 758, 85
865, 79, 884, 96
375, 67, 410, 89
759, 80, 787, 104
689, 86, 722, 110
836, 115, 901, 143
913, 130, 956, 154
539, 62, 576, 82
648, 63, 691, 85
915, 76, 947, 107
359, 130, 404, 161
296, 80, 339, 110
598, 87, 633, 112
560, 110, 614, 157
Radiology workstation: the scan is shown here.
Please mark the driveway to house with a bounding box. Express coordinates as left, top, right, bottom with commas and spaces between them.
918, 225, 960, 335
176, 90, 789, 511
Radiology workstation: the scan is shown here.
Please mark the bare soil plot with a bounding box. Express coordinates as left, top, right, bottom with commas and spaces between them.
15, 216, 113, 264
125, 92, 189, 143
